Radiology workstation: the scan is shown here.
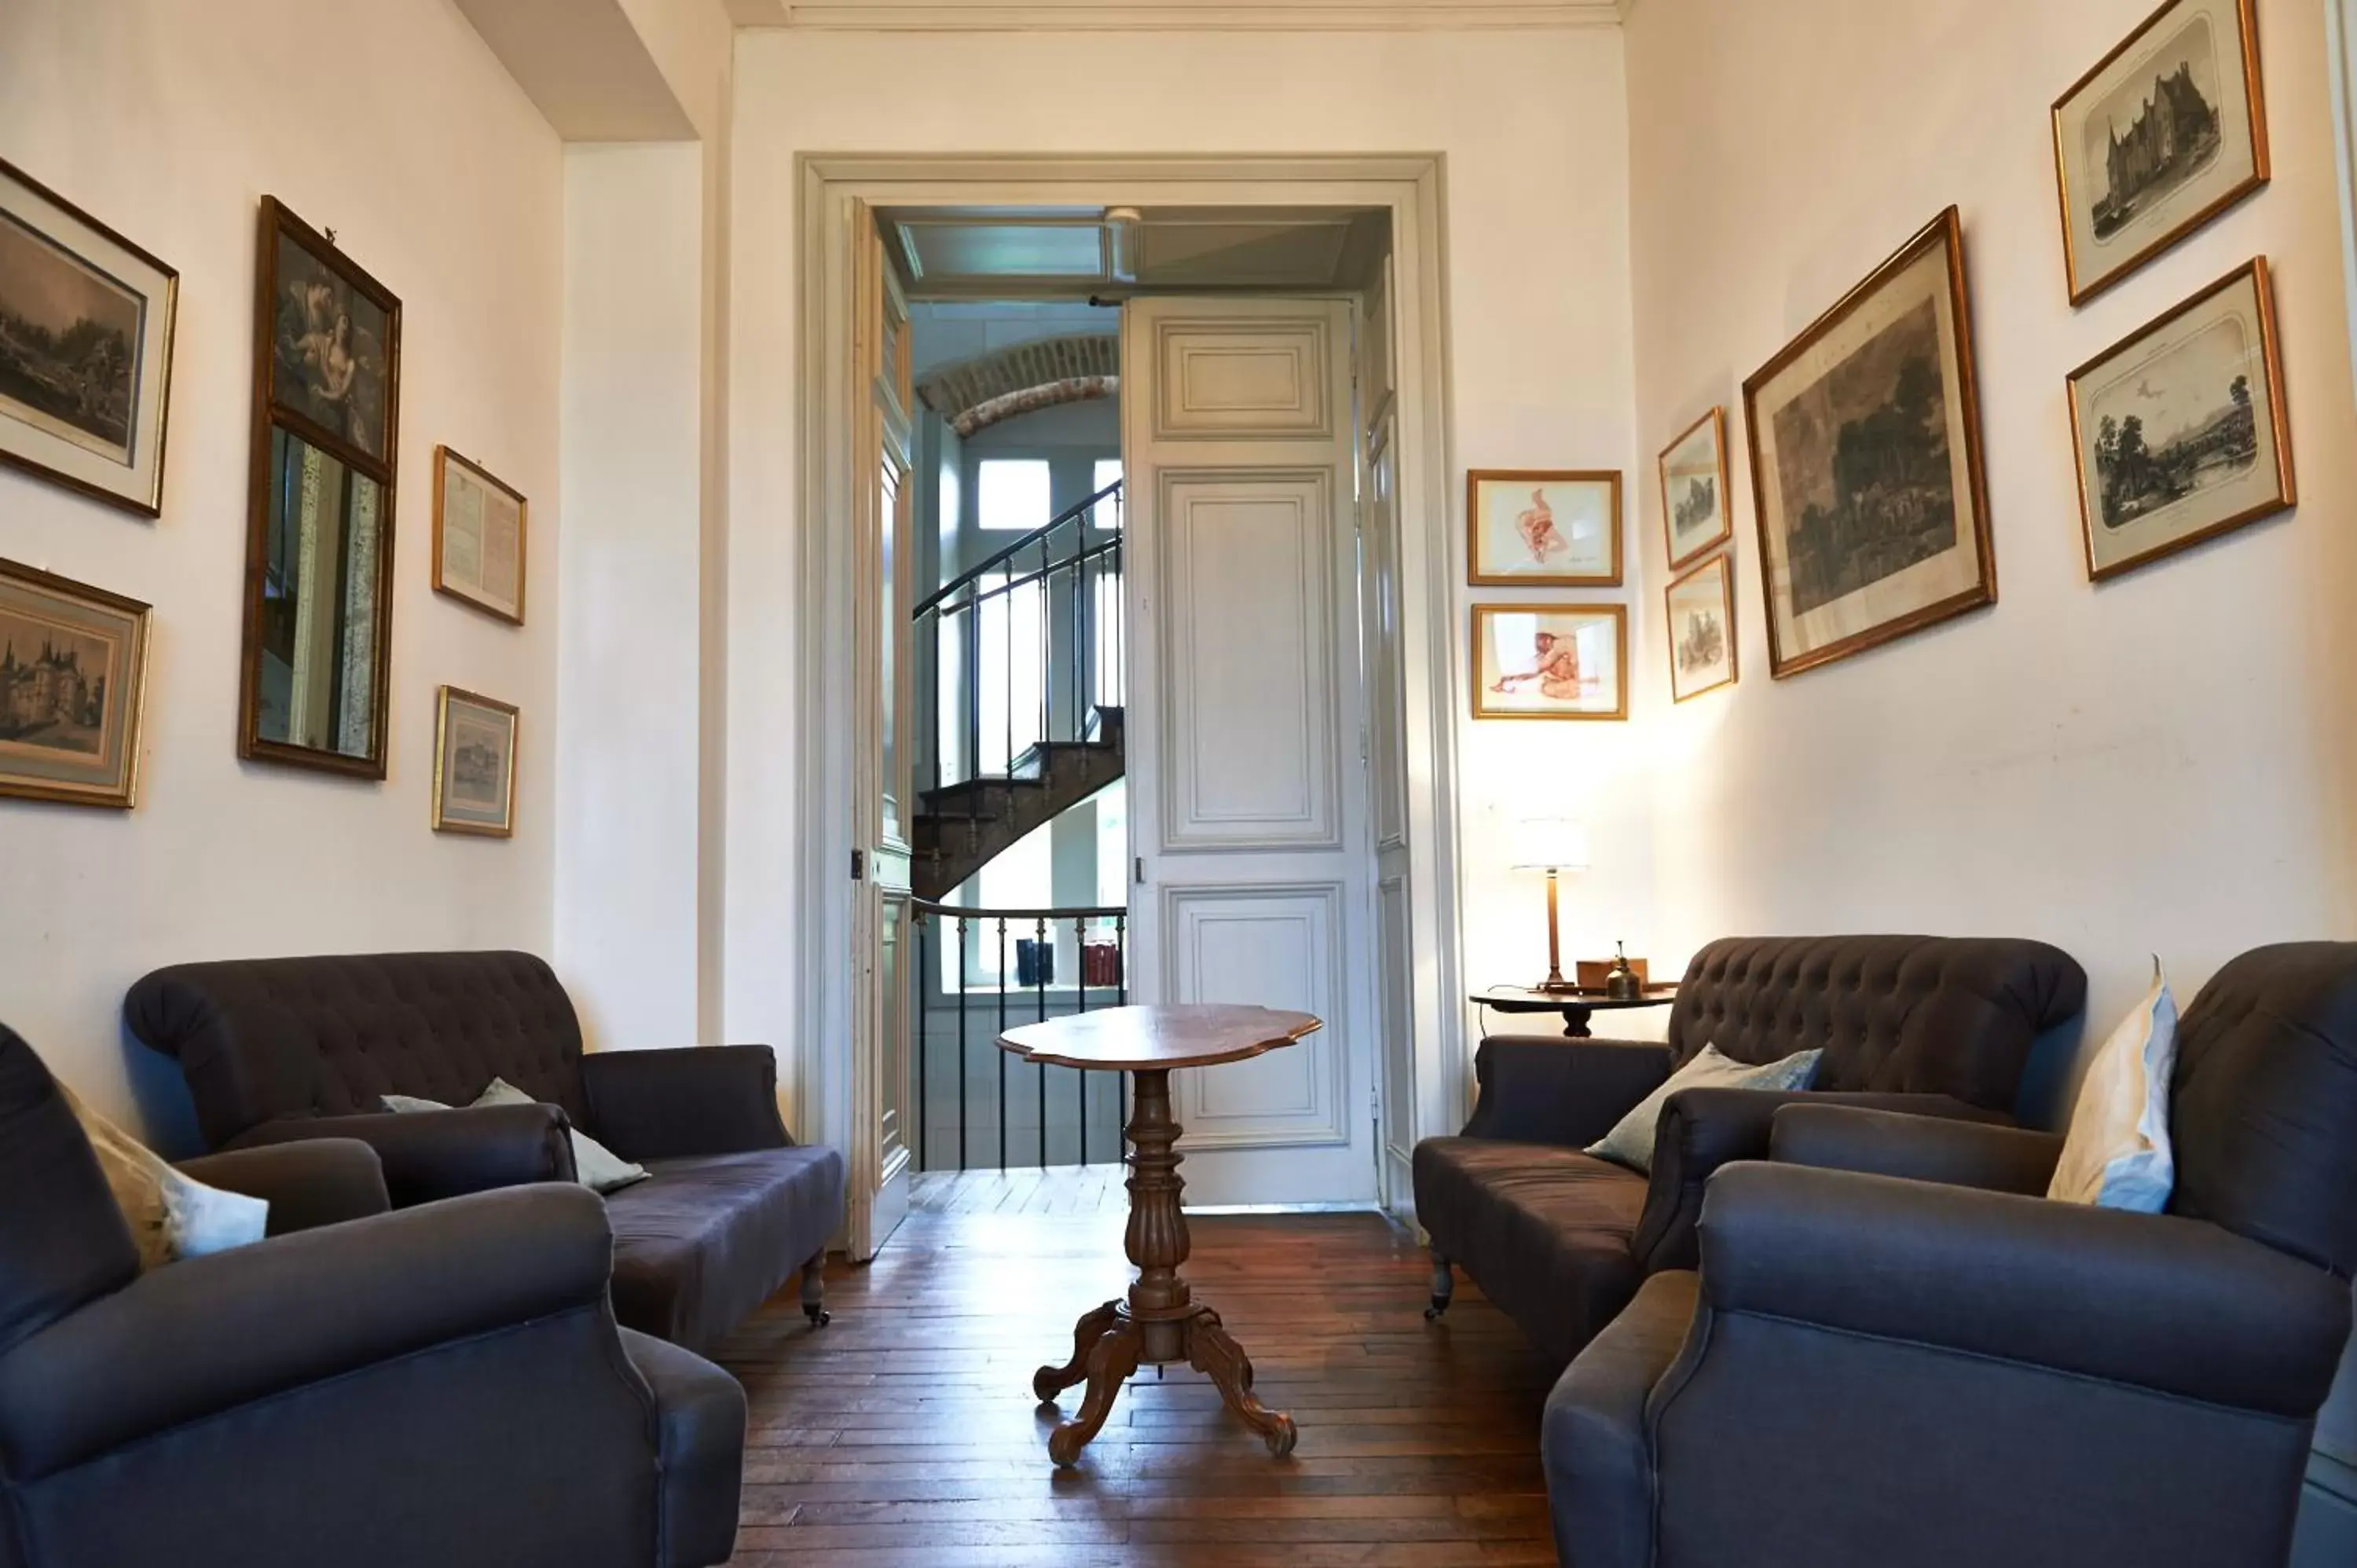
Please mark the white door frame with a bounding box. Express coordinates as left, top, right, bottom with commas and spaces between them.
794, 154, 1466, 1222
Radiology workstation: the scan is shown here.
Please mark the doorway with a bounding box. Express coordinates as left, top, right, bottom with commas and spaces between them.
797, 157, 1465, 1257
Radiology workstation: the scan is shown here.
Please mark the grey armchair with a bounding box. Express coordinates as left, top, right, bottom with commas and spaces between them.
1543, 942, 2357, 1568
0, 1024, 748, 1568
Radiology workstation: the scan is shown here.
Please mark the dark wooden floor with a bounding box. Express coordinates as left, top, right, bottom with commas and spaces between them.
712, 1180, 1560, 1566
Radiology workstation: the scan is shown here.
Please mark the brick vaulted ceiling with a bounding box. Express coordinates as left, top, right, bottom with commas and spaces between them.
916, 335, 1120, 438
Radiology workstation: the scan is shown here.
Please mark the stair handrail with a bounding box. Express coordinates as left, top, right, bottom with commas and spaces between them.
913, 478, 1123, 620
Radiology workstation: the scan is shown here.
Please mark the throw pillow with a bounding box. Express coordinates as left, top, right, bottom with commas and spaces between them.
2047, 963, 2177, 1211
1585, 1042, 1824, 1176
63, 1086, 269, 1269
382, 1081, 651, 1194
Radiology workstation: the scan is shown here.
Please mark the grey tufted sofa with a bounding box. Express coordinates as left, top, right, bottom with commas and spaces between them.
125, 951, 845, 1355
1413, 935, 2086, 1362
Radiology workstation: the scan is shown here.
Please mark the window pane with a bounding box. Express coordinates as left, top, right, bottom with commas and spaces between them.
977, 458, 1051, 532
975, 573, 1045, 776
1091, 459, 1124, 529
1095, 780, 1127, 910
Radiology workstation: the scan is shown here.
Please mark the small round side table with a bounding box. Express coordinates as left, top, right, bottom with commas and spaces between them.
1471, 984, 1677, 1039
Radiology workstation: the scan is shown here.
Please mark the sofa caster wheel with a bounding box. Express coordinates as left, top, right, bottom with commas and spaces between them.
805, 1306, 832, 1328
1424, 1300, 1449, 1322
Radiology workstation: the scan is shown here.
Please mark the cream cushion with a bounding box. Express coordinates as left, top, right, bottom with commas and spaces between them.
381, 1079, 650, 1194
64, 1086, 269, 1269
2048, 967, 2178, 1211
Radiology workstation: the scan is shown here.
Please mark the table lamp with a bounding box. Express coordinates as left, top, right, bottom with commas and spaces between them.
1512, 816, 1591, 993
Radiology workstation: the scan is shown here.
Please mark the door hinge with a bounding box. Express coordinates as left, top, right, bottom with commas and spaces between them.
1135, 856, 1147, 887
851, 848, 867, 882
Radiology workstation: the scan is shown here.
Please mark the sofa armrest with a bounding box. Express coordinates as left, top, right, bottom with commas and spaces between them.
1771, 1104, 2064, 1196
176, 1138, 390, 1234
1461, 1035, 1673, 1145
0, 1184, 618, 1481
1631, 1088, 2000, 1273
1699, 1162, 2354, 1417
579, 1046, 791, 1162
226, 1105, 575, 1207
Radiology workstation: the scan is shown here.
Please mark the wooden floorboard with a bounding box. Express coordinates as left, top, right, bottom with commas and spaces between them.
713, 1192, 1559, 1566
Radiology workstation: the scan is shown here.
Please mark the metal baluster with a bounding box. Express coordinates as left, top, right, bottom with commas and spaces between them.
956, 915, 970, 1172
1035, 914, 1049, 1168
996, 918, 1009, 1171
964, 602, 981, 796
916, 914, 929, 1173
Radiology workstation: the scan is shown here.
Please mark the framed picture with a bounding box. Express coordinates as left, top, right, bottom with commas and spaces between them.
1743, 208, 1995, 680
433, 447, 527, 624
239, 200, 401, 779
0, 158, 178, 516
1468, 470, 1622, 587
1659, 408, 1732, 571
2053, 0, 2268, 306
0, 557, 149, 808
2067, 258, 2292, 581
1666, 554, 1738, 703
431, 686, 518, 837
1471, 603, 1627, 721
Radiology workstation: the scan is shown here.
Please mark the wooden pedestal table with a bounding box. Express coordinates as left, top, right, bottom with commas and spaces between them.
998, 1003, 1321, 1465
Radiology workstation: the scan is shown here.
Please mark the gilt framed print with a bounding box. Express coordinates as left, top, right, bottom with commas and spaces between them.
0, 159, 178, 516
2053, 0, 2267, 306
1468, 470, 1622, 587
431, 686, 518, 837
1743, 208, 1994, 681
1472, 603, 1626, 721
1659, 408, 1732, 571
0, 558, 149, 808
433, 447, 527, 624
239, 200, 401, 779
2068, 258, 2291, 581
1666, 554, 1738, 703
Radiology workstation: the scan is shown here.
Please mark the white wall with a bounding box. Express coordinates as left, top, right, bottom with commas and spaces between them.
1623, 0, 2357, 1101
0, 0, 563, 1141
724, 27, 1645, 1113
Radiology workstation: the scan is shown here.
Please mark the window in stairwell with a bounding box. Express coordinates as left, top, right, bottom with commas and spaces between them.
973, 572, 1045, 777
1091, 459, 1123, 528
977, 458, 1051, 531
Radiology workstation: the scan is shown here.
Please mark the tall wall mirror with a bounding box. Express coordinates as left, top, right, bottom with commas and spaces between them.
238, 198, 401, 777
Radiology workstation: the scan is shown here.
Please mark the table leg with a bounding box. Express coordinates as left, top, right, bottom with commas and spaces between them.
1559, 1002, 1595, 1038
1036, 1066, 1296, 1464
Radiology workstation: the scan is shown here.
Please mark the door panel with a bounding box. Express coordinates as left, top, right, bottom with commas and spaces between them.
1123, 295, 1376, 1207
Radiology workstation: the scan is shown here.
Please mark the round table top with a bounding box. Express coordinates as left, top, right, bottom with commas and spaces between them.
1472, 984, 1678, 1013
997, 1004, 1321, 1072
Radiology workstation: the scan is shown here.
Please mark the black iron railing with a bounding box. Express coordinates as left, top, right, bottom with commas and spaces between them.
915, 480, 1124, 797
912, 900, 1129, 1172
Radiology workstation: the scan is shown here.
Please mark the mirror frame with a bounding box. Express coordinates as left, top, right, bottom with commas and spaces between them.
237, 197, 402, 778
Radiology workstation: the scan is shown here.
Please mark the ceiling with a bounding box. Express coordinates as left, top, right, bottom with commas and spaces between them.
880, 207, 1391, 299
724, 1, 1630, 27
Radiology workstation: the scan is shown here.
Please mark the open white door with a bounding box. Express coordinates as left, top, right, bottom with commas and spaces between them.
1120, 295, 1380, 1207
848, 211, 914, 1258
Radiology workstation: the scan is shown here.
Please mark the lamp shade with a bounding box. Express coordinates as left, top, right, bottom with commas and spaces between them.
1511, 816, 1591, 873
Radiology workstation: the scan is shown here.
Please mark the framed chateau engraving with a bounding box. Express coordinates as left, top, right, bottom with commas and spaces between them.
1659, 408, 1732, 572
1666, 553, 1737, 704
2067, 258, 2292, 581
0, 558, 149, 808
1743, 209, 1994, 680
2053, 0, 2268, 306
431, 686, 518, 837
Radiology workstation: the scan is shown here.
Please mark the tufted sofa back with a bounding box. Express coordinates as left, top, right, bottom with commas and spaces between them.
1666, 936, 2087, 1112
125, 952, 588, 1150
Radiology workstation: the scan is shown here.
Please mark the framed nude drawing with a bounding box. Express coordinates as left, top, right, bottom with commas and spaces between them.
1471, 603, 1627, 721
2053, 0, 2268, 306
2068, 258, 2292, 581
431, 686, 519, 837
0, 158, 178, 516
1743, 208, 1995, 680
1468, 470, 1622, 587
1659, 408, 1732, 571
433, 447, 526, 624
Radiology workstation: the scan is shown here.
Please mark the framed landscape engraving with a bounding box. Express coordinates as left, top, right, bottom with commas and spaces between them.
1471, 603, 1626, 721
2068, 258, 2291, 581
0, 558, 149, 808
431, 686, 518, 837
1666, 554, 1738, 703
2053, 0, 2267, 306
238, 200, 401, 779
1468, 470, 1622, 587
1743, 208, 1995, 680
0, 159, 178, 516
433, 447, 526, 624
1659, 408, 1732, 571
